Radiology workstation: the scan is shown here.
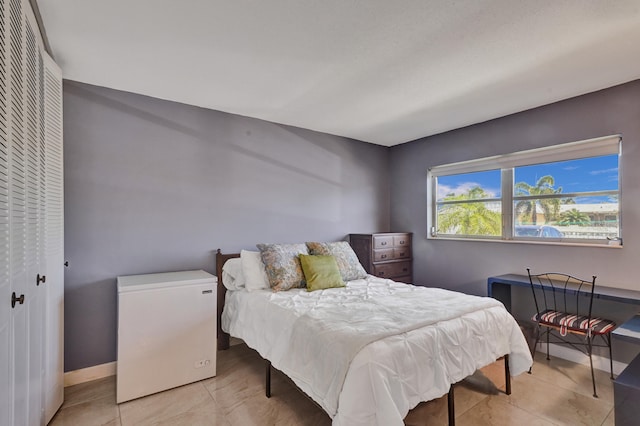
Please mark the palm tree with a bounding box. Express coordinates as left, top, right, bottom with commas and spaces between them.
438, 187, 501, 236
515, 175, 562, 225
558, 208, 591, 226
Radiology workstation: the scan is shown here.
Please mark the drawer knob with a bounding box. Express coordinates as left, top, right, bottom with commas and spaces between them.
399, 252, 405, 257
381, 254, 387, 259
403, 268, 408, 272
399, 241, 405, 245
381, 241, 387, 246
379, 272, 385, 276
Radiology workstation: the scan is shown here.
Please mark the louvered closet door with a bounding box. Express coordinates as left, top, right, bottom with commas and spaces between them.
8, 0, 30, 423
24, 13, 45, 426
43, 52, 63, 423
1, 0, 62, 423
0, 0, 11, 425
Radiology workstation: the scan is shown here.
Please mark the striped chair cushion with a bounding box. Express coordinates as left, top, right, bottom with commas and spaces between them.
533, 310, 616, 335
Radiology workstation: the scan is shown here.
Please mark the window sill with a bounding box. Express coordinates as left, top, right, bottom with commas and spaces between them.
428, 235, 623, 248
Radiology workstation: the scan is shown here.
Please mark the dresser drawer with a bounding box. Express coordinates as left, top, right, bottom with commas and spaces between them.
394, 275, 413, 284
350, 233, 413, 283
373, 235, 393, 249
393, 247, 411, 259
393, 261, 412, 277
373, 261, 412, 279
373, 249, 394, 262
393, 234, 410, 247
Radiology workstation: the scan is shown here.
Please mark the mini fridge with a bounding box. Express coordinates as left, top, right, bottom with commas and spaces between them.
116, 270, 217, 403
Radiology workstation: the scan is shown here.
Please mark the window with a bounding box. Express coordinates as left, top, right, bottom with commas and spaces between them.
428, 135, 621, 246
436, 170, 502, 238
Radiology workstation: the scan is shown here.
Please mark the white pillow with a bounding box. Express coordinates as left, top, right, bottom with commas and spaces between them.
241, 250, 270, 291
221, 257, 245, 290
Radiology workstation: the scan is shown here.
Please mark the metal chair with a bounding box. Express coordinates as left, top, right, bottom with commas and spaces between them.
527, 269, 616, 397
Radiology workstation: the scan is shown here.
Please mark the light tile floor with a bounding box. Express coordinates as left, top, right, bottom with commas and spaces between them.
50, 343, 616, 426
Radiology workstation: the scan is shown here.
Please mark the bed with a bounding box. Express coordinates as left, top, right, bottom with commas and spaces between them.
216, 248, 532, 426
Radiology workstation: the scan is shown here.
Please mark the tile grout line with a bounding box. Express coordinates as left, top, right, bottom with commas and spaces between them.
117, 402, 123, 426
499, 391, 564, 426
505, 374, 612, 426
527, 361, 615, 402
600, 407, 614, 426
202, 374, 235, 421
454, 392, 489, 420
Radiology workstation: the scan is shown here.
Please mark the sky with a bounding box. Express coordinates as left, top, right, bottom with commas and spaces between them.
437, 154, 619, 202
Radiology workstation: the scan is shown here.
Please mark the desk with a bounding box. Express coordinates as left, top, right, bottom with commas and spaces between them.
487, 273, 640, 313
488, 275, 640, 426
615, 353, 640, 426
613, 315, 640, 426
613, 315, 640, 344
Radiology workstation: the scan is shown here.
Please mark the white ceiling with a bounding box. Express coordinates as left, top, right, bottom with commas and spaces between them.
37, 1, 640, 146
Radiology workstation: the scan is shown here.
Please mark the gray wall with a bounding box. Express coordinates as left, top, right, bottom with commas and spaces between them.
389, 79, 640, 362
63, 81, 390, 371
65, 77, 640, 371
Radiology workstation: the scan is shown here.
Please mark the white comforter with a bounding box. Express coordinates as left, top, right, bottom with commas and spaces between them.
221, 276, 532, 425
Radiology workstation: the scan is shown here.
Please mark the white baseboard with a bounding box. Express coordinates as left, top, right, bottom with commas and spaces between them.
535, 343, 627, 376
64, 361, 117, 387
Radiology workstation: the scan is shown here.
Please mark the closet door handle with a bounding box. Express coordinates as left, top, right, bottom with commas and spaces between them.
37, 274, 46, 286
11, 292, 25, 308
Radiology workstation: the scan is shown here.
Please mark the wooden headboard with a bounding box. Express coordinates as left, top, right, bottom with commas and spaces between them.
216, 249, 240, 350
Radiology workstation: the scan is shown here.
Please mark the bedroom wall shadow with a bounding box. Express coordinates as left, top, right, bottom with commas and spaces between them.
63, 80, 390, 372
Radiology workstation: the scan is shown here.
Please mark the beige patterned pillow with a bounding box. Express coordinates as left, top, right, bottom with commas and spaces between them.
306, 241, 368, 281
256, 243, 309, 291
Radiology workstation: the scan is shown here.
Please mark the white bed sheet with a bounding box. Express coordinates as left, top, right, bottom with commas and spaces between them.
221, 276, 532, 426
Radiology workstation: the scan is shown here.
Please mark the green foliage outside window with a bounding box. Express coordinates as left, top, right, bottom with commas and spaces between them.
430, 137, 620, 244
437, 187, 501, 236
514, 175, 562, 225
558, 208, 591, 226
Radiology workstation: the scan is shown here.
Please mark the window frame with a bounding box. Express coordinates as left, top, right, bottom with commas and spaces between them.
427, 135, 622, 246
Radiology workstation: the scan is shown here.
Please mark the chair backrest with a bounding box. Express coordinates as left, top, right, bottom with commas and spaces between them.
526, 268, 597, 321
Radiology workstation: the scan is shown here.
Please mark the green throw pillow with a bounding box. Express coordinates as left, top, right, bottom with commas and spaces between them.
305, 241, 368, 281
299, 254, 346, 292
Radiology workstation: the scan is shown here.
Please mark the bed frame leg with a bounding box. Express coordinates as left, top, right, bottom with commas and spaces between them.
504, 354, 511, 395
265, 360, 272, 398
218, 333, 230, 350
448, 385, 455, 426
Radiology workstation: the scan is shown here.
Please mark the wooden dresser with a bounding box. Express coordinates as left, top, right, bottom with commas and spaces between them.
349, 233, 413, 283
